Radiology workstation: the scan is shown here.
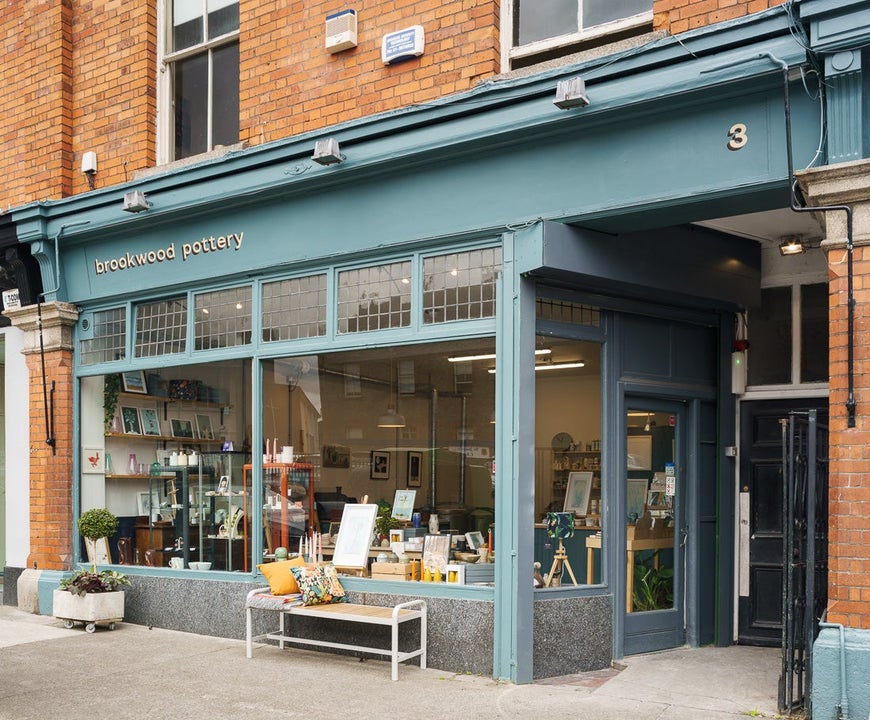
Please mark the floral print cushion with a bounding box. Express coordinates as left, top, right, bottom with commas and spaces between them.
290, 564, 348, 606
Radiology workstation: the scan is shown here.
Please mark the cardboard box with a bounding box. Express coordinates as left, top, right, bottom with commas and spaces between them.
370, 562, 418, 581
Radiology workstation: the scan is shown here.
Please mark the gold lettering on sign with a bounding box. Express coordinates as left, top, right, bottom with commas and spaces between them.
93, 233, 244, 275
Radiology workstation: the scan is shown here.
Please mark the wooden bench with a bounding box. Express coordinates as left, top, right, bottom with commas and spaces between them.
245, 588, 427, 681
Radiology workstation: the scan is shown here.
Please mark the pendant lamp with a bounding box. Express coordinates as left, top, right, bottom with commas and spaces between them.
377, 358, 406, 428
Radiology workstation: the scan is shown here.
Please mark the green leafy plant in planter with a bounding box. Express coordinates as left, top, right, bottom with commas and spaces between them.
55, 508, 129, 631
632, 551, 674, 612
374, 503, 402, 540
77, 507, 119, 572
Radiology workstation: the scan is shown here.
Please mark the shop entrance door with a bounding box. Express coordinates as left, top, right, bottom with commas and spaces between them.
623, 399, 686, 655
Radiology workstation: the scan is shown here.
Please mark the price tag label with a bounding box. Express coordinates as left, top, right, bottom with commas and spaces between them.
666, 476, 676, 496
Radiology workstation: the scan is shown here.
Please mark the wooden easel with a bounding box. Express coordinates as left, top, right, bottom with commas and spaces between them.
545, 536, 578, 587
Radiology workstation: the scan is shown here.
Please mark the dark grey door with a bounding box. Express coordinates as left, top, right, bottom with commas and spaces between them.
737, 398, 826, 646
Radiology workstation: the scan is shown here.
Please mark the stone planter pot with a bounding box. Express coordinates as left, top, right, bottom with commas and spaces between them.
53, 589, 125, 633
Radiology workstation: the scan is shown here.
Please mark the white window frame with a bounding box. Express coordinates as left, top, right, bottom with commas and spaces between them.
501, 0, 652, 69
156, 0, 240, 165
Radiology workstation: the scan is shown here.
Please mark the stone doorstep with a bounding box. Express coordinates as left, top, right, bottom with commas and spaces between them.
535, 665, 623, 687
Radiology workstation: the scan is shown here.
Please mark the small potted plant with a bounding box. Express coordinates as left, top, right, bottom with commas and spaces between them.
374, 503, 402, 544
53, 508, 130, 632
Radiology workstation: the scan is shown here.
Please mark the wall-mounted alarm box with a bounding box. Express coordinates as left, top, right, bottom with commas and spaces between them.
325, 9, 357, 53
382, 25, 424, 65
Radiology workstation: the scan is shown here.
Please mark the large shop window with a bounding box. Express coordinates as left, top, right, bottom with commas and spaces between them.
534, 336, 602, 588
509, 0, 652, 68
83, 339, 496, 574
161, 0, 240, 161
83, 359, 252, 570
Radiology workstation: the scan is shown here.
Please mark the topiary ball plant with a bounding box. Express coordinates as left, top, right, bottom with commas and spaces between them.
78, 508, 119, 572
78, 508, 119, 540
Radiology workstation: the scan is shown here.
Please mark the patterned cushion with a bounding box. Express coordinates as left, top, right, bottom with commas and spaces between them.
290, 563, 347, 606
257, 556, 307, 595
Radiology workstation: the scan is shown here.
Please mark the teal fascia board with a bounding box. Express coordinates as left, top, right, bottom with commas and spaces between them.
801, 0, 870, 51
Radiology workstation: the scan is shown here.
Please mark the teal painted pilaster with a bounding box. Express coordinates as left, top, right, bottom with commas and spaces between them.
825, 51, 863, 162
492, 225, 538, 683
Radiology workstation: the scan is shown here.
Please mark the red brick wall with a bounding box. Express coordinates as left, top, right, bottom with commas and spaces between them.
653, 0, 785, 34
25, 350, 75, 571
237, 1, 501, 143
4, 0, 791, 207
0, 1, 74, 207
826, 244, 870, 628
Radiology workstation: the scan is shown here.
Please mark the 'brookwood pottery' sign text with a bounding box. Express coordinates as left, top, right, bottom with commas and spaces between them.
94, 232, 244, 275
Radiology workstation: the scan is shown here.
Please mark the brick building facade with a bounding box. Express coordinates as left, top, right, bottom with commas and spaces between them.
1, 0, 868, 709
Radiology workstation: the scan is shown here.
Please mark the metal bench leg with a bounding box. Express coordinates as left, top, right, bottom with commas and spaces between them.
420, 610, 427, 670
391, 620, 399, 681
246, 607, 253, 659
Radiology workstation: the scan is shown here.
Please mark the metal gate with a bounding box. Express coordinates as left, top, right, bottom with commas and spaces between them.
779, 409, 829, 716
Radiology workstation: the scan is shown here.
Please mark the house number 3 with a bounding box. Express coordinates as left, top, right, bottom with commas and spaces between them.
727, 123, 747, 151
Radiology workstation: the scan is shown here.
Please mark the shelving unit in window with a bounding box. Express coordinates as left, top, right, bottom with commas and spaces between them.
104, 390, 228, 479
551, 447, 601, 517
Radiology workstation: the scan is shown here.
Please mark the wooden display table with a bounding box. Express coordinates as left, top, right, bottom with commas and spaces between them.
586, 526, 673, 613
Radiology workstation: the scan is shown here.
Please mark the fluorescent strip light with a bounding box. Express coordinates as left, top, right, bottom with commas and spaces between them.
488, 360, 585, 374
448, 349, 551, 363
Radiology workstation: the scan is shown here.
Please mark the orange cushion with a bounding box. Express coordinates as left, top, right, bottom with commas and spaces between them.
256, 556, 306, 595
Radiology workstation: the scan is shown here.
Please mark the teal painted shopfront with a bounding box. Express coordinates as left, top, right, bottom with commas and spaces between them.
12, 8, 832, 683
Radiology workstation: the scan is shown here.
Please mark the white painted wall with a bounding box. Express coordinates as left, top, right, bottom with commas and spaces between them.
3, 328, 29, 569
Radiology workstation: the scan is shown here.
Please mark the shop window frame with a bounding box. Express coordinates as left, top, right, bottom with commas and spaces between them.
502, 0, 653, 69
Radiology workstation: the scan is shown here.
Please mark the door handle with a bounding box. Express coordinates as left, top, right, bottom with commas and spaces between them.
680, 526, 689, 547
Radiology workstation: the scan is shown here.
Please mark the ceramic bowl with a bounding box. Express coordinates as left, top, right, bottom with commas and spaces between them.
454, 551, 479, 563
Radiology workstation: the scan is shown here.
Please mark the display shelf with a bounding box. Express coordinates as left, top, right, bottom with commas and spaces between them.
248, 463, 316, 555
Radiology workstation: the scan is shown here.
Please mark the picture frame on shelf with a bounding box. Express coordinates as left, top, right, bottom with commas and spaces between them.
120, 406, 142, 435
370, 450, 390, 480
121, 370, 148, 394
407, 451, 422, 487
563, 471, 593, 516
196, 413, 214, 440
422, 533, 451, 573
82, 446, 105, 474
137, 490, 161, 517
626, 478, 648, 520
332, 503, 378, 569
322, 444, 350, 468
465, 530, 485, 551
170, 418, 195, 439
139, 407, 161, 436
391, 489, 416, 521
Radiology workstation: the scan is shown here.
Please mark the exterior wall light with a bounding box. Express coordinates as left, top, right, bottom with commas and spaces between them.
779, 235, 805, 256
554, 77, 590, 109
312, 138, 343, 165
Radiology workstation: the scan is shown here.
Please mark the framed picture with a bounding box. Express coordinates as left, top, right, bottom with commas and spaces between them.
82, 446, 105, 474
407, 451, 422, 488
120, 406, 142, 435
370, 450, 390, 480
422, 533, 451, 573
627, 435, 652, 470
139, 407, 162, 436
332, 503, 378, 569
121, 370, 148, 394
563, 471, 593, 516
170, 418, 195, 438
627, 478, 648, 519
137, 490, 161, 516
322, 444, 350, 469
217, 475, 229, 494
465, 530, 485, 551
391, 489, 416, 521
196, 414, 214, 440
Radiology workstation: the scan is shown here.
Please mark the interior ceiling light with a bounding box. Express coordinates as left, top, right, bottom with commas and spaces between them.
487, 359, 584, 374
448, 349, 550, 363
377, 357, 406, 428
779, 235, 806, 256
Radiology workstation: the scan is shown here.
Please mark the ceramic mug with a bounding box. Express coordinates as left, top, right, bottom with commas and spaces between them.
169, 557, 183, 569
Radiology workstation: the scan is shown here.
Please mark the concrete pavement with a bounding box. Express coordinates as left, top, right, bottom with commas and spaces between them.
0, 604, 784, 719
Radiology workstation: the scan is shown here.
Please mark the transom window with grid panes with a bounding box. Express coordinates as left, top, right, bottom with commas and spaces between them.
194, 286, 251, 350
80, 308, 126, 365
262, 274, 327, 342
160, 0, 240, 162
509, 0, 652, 67
423, 247, 501, 324
338, 261, 411, 333
135, 297, 187, 357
